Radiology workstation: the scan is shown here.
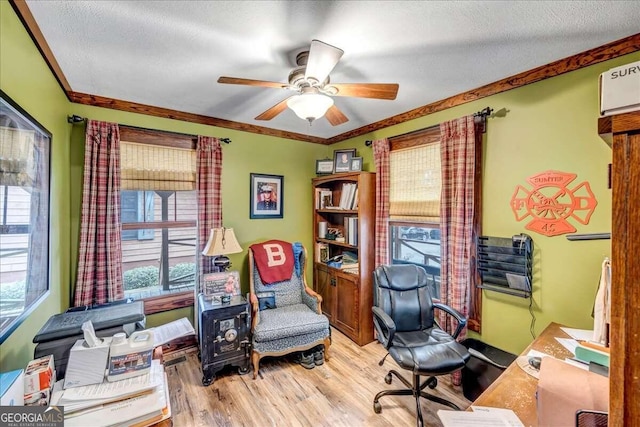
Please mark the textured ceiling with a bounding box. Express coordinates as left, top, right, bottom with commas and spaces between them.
25, 1, 640, 140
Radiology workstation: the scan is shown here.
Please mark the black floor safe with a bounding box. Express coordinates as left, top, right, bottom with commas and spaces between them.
198, 293, 251, 386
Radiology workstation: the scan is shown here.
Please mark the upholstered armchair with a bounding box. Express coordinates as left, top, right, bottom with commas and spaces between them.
372, 264, 470, 427
248, 240, 331, 378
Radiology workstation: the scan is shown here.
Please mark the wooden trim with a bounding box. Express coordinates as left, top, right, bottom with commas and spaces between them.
120, 125, 197, 150
607, 112, 640, 427
389, 125, 440, 151
9, 0, 72, 94
326, 33, 640, 144
68, 91, 329, 145
143, 291, 194, 315
598, 111, 640, 147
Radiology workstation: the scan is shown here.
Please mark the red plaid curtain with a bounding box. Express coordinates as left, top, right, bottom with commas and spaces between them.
439, 115, 476, 340
74, 120, 124, 306
196, 136, 223, 277
373, 139, 390, 266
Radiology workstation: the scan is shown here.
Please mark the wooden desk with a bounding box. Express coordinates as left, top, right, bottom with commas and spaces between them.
471, 322, 574, 426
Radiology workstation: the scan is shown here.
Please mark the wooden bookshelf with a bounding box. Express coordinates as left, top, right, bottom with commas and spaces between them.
312, 172, 375, 346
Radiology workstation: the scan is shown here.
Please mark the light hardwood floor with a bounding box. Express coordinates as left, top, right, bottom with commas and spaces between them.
164, 328, 471, 427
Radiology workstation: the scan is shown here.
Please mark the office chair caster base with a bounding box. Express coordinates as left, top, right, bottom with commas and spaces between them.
385, 373, 392, 384
427, 377, 437, 389
373, 401, 382, 414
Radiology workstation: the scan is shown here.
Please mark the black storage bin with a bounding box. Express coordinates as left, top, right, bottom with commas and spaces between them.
461, 338, 517, 401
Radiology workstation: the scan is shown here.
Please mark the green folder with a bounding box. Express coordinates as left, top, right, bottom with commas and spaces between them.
575, 344, 610, 368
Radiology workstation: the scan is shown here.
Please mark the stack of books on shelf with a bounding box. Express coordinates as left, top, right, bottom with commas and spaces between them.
338, 183, 358, 210
343, 216, 358, 246
340, 251, 359, 274
50, 359, 170, 427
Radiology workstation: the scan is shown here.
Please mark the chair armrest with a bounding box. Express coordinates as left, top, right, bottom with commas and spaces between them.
302, 286, 323, 314
248, 292, 260, 330
433, 302, 467, 339
372, 306, 396, 349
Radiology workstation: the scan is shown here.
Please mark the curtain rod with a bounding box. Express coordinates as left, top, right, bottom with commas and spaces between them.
66, 115, 231, 144
365, 106, 493, 147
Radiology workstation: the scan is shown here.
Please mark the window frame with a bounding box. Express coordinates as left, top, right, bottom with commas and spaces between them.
388, 125, 482, 332
119, 126, 198, 315
0, 90, 51, 344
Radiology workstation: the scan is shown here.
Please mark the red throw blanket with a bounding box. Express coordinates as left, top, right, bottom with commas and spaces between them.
250, 240, 294, 284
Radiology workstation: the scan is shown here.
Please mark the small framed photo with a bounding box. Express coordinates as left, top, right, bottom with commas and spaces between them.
350, 157, 363, 172
250, 173, 283, 219
202, 271, 240, 302
316, 159, 334, 175
333, 148, 356, 173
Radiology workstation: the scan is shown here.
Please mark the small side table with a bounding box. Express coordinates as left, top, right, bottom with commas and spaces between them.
198, 293, 251, 386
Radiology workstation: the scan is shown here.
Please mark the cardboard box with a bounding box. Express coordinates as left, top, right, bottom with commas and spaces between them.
537, 357, 608, 427
24, 355, 55, 394
24, 387, 51, 407
0, 369, 24, 406
600, 60, 640, 117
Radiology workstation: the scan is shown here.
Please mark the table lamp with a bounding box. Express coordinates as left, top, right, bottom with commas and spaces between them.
202, 227, 243, 271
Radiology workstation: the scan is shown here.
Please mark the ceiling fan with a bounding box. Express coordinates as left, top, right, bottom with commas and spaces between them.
217, 40, 399, 126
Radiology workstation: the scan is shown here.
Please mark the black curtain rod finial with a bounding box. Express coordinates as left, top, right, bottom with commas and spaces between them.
67, 114, 85, 124
365, 140, 372, 147
219, 137, 231, 144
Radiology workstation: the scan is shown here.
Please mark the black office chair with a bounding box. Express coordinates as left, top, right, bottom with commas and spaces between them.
372, 264, 470, 427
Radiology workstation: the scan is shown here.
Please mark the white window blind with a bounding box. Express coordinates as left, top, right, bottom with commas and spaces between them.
389, 142, 441, 222
120, 141, 196, 191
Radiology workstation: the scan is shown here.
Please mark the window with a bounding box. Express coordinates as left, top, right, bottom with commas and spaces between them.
388, 141, 442, 299
121, 191, 154, 240
0, 91, 50, 344
119, 131, 198, 314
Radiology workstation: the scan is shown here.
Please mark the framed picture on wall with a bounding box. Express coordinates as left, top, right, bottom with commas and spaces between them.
250, 173, 283, 219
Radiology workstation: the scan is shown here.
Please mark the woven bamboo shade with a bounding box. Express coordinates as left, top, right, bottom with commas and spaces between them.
121, 141, 196, 190
389, 142, 441, 222
0, 126, 35, 186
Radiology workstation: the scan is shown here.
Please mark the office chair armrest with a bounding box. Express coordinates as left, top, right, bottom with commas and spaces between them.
372, 306, 396, 348
433, 302, 467, 339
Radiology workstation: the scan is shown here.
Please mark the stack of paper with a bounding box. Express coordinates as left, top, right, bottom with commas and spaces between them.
51, 360, 170, 426
438, 406, 524, 426
151, 317, 195, 347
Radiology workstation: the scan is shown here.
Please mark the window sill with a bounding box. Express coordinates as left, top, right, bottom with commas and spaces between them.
141, 291, 194, 315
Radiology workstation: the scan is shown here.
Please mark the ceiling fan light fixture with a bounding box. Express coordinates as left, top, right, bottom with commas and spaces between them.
286, 93, 334, 123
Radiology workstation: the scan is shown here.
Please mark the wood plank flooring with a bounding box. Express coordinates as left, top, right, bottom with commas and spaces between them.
164, 328, 471, 427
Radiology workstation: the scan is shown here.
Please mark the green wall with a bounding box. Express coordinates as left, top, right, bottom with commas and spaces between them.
0, 1, 71, 370
335, 51, 640, 355
2, 0, 638, 370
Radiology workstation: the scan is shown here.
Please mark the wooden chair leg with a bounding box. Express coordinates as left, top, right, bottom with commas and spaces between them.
323, 337, 331, 361
252, 351, 260, 379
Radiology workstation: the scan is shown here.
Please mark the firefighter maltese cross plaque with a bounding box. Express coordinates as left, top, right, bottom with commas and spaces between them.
510, 170, 598, 237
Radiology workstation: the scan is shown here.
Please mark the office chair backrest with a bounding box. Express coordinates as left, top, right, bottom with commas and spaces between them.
373, 264, 435, 332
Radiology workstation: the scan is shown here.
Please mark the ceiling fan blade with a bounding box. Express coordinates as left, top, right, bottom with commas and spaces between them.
329, 83, 399, 100
305, 40, 344, 84
255, 97, 292, 121
218, 76, 287, 89
325, 105, 349, 126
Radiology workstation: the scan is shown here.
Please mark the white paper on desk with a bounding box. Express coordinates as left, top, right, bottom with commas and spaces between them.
560, 327, 594, 342
526, 349, 550, 359
471, 406, 525, 427
151, 317, 195, 347
555, 337, 578, 355
437, 409, 522, 426
59, 360, 163, 405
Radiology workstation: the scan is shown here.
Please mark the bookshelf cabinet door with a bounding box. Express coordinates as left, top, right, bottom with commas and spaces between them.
334, 273, 359, 340
314, 264, 334, 322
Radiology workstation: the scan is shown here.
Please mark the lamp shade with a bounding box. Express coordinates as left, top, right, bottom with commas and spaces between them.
287, 93, 334, 122
202, 227, 243, 256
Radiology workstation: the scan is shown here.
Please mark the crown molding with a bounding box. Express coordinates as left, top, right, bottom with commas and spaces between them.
10, 0, 639, 145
